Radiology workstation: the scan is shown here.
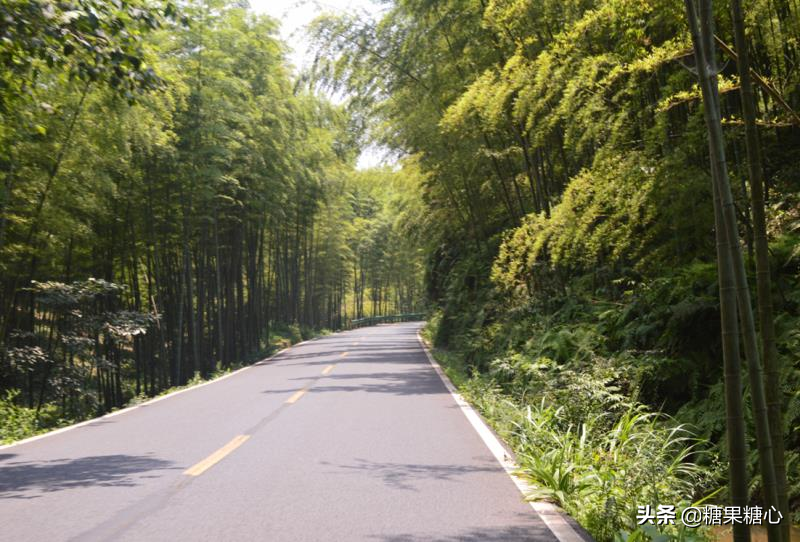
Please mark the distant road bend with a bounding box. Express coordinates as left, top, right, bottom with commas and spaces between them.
0, 322, 588, 542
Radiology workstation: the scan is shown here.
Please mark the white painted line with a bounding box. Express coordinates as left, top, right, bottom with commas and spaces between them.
0, 346, 293, 451
1, 325, 398, 451
416, 331, 585, 542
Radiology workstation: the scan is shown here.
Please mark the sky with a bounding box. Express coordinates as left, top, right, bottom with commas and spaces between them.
248, 0, 384, 72
248, 0, 390, 169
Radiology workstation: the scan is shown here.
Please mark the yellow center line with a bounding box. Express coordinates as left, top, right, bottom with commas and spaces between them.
184, 435, 250, 477
285, 386, 309, 404
340, 351, 349, 358
321, 364, 335, 376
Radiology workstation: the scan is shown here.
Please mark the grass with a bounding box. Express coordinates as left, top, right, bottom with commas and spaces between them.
421, 322, 717, 542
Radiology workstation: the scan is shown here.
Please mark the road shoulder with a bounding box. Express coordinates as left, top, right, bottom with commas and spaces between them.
416, 329, 594, 542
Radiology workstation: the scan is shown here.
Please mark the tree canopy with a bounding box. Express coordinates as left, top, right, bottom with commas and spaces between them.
311, 0, 800, 538
2, 0, 800, 539
0, 0, 424, 422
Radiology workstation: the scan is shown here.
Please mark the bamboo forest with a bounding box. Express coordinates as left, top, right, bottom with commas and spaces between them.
1, 0, 800, 540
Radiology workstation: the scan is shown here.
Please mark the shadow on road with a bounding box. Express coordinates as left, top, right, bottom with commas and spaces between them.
277, 343, 423, 364
321, 457, 500, 491
0, 454, 177, 499
310, 368, 448, 396
367, 513, 557, 541
261, 365, 448, 397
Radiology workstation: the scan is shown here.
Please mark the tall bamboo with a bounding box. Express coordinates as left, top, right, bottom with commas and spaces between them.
685, 2, 781, 540
684, 5, 749, 541
730, 0, 789, 534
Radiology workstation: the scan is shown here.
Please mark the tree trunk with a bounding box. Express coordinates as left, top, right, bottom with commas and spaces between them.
730, 0, 789, 532
685, 2, 781, 540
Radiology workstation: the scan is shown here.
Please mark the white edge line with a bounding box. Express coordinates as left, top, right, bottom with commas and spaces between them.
416, 331, 586, 542
0, 346, 294, 451
1, 330, 345, 450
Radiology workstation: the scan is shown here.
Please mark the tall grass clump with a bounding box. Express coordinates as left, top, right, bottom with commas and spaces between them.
458, 368, 717, 542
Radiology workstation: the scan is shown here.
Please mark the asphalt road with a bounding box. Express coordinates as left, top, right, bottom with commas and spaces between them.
0, 322, 582, 541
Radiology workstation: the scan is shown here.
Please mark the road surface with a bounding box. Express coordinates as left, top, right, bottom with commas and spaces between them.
0, 322, 584, 541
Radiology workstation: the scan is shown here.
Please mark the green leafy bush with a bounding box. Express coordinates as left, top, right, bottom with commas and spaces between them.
0, 390, 40, 444
438, 344, 718, 542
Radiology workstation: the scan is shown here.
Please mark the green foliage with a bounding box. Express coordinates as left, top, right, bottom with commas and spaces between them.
442, 350, 718, 542
425, 230, 800, 529
0, 0, 174, 115
2, 0, 800, 533
312, 0, 800, 533
492, 153, 712, 303
0, 390, 39, 443
0, 0, 427, 443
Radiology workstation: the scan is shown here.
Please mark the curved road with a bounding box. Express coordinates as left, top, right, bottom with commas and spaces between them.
0, 323, 585, 541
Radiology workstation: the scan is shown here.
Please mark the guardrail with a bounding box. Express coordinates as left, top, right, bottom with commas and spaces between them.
349, 313, 425, 328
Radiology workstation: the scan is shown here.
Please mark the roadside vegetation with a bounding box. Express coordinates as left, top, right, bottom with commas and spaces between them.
0, 1, 425, 443
2, 0, 800, 540
0, 319, 325, 444
314, 0, 800, 540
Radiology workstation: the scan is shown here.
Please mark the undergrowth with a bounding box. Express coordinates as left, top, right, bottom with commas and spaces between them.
428, 242, 800, 530
424, 313, 722, 542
